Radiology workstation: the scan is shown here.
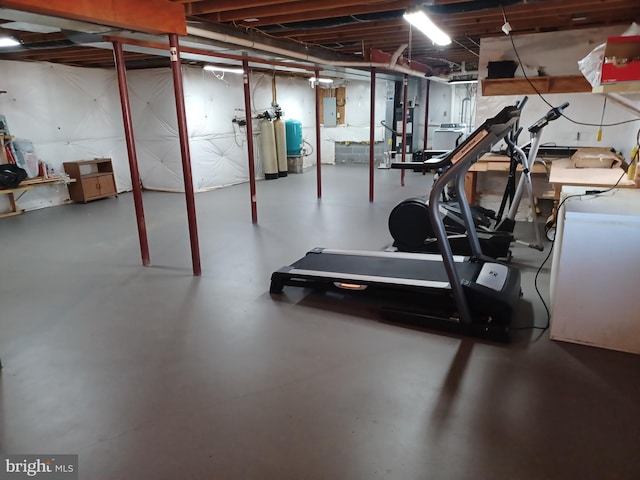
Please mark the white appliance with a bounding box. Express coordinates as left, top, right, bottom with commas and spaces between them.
433, 123, 466, 150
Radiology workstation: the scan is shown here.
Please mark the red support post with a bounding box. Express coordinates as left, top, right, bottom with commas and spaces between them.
369, 67, 376, 202
112, 41, 150, 267
168, 33, 201, 276
242, 60, 258, 224
314, 69, 322, 199
424, 79, 431, 151
401, 74, 409, 187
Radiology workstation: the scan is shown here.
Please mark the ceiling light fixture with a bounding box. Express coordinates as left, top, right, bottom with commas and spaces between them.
449, 72, 478, 85
203, 65, 244, 74
403, 9, 451, 46
309, 77, 334, 84
0, 21, 61, 33
0, 36, 21, 47
449, 79, 478, 85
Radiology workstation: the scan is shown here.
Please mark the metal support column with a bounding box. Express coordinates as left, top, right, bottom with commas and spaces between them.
168, 33, 201, 276
423, 79, 431, 151
369, 67, 376, 202
314, 69, 322, 198
112, 41, 150, 267
400, 74, 409, 187
242, 60, 258, 224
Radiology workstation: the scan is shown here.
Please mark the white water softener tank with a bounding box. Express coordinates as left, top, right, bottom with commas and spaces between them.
260, 118, 279, 180
274, 118, 288, 177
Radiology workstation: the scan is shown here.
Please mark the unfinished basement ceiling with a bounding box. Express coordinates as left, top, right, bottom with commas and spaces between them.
0, 0, 638, 75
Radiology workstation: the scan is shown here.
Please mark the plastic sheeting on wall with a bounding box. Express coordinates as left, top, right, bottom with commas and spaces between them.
128, 66, 254, 192
0, 61, 131, 211
1, 60, 403, 213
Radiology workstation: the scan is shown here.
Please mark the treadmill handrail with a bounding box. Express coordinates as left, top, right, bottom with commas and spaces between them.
390, 153, 451, 171
428, 105, 521, 324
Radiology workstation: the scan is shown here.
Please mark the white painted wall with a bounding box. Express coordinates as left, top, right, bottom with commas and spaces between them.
477, 26, 640, 157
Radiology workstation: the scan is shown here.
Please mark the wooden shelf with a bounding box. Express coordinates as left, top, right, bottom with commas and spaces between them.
1, 176, 74, 219
592, 81, 640, 93
481, 75, 592, 96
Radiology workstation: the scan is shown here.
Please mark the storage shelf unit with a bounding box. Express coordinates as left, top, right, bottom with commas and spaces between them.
63, 158, 117, 203
393, 105, 414, 156
481, 75, 591, 96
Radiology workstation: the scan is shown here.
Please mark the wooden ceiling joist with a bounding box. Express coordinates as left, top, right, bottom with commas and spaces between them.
0, 0, 187, 34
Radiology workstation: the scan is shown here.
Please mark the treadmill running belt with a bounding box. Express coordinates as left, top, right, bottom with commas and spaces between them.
290, 252, 480, 285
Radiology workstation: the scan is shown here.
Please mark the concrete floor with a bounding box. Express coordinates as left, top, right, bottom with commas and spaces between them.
1, 164, 639, 479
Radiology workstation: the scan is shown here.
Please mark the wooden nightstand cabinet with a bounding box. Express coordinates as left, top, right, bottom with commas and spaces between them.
63, 158, 117, 203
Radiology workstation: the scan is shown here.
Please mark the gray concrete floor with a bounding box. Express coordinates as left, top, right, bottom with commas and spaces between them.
1, 164, 639, 479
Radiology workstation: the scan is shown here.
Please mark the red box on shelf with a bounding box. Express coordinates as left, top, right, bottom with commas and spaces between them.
600, 35, 640, 83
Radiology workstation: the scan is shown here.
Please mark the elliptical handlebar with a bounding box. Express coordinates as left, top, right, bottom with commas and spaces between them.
504, 127, 522, 149
528, 102, 570, 134
390, 155, 451, 171
516, 96, 529, 110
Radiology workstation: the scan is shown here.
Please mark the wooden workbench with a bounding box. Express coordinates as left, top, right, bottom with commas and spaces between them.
548, 158, 635, 189
0, 176, 74, 218
543, 158, 636, 239
466, 152, 550, 204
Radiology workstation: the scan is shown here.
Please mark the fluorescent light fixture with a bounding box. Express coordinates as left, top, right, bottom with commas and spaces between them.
403, 9, 451, 46
0, 36, 20, 47
309, 77, 333, 84
0, 9, 111, 34
449, 79, 478, 85
0, 21, 61, 33
449, 74, 478, 85
204, 65, 244, 74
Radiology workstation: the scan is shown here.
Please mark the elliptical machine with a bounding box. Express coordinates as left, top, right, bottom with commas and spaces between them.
388, 100, 569, 260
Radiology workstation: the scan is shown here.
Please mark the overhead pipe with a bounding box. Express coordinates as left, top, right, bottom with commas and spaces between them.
168, 33, 201, 276
186, 26, 431, 79
103, 34, 317, 72
389, 44, 408, 67
112, 40, 150, 267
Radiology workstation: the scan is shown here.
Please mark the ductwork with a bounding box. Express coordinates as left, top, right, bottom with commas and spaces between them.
186, 25, 431, 78
251, 1, 529, 33
424, 0, 526, 15
259, 11, 405, 32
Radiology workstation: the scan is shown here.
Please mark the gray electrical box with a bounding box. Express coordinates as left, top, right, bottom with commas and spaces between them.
323, 97, 337, 127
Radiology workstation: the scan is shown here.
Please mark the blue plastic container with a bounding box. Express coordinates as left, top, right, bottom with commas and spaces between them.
285, 119, 303, 157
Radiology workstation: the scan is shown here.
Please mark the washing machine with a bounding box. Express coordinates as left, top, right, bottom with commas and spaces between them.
433, 123, 467, 150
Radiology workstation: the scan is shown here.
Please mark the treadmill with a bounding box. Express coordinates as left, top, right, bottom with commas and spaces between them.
270, 105, 522, 341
